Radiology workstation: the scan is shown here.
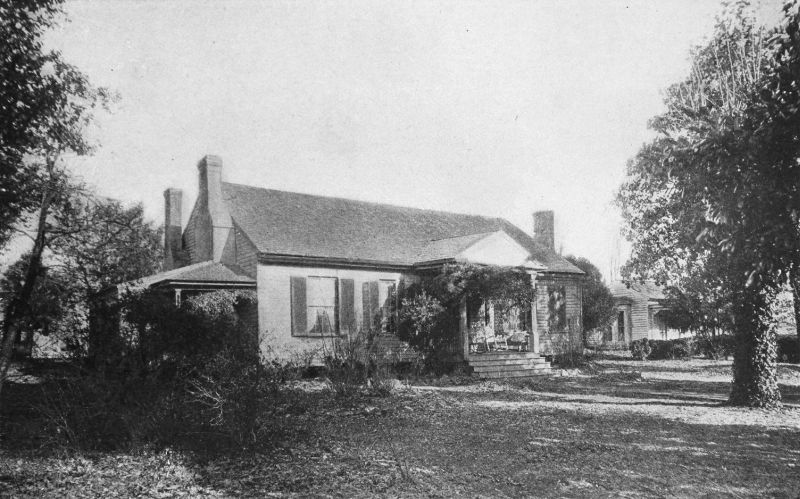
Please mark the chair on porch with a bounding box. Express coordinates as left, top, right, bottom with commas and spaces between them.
506, 331, 530, 352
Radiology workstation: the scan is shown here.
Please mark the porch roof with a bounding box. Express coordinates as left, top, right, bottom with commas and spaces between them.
118, 261, 256, 291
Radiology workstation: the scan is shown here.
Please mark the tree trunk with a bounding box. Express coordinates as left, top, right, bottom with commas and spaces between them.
728, 287, 781, 408
790, 270, 800, 361
0, 179, 56, 402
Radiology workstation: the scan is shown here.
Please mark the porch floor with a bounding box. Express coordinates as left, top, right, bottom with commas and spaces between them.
467, 351, 551, 379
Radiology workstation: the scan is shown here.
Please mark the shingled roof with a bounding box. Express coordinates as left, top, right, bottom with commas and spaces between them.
611, 280, 666, 302
122, 261, 255, 290
221, 183, 582, 274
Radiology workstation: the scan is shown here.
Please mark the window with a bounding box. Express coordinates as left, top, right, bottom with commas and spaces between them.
617, 310, 625, 342
378, 280, 397, 333
307, 277, 337, 335
291, 276, 338, 337
547, 285, 567, 332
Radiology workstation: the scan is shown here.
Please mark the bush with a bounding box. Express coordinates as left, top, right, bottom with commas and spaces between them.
322, 330, 400, 398
36, 348, 295, 452
695, 334, 735, 360
777, 335, 799, 363
630, 339, 651, 360
631, 338, 695, 360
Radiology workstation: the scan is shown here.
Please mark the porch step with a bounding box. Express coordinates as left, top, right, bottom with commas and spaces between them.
479, 369, 552, 379
468, 357, 550, 368
467, 352, 552, 379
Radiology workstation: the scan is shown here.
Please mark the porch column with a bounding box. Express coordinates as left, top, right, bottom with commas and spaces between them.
174, 288, 182, 306
460, 296, 469, 360
529, 272, 540, 354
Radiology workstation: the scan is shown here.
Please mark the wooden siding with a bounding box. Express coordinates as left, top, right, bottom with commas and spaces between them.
182, 200, 201, 264
257, 264, 414, 362
535, 274, 583, 355
220, 222, 258, 277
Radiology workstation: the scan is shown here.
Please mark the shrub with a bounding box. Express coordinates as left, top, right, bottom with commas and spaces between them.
631, 338, 694, 360
777, 335, 799, 363
630, 339, 651, 360
695, 334, 735, 360
321, 329, 400, 398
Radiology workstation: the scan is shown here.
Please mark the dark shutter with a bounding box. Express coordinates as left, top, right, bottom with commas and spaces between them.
290, 276, 306, 336
333, 278, 340, 336
362, 282, 370, 331
369, 281, 380, 332
340, 279, 355, 335
387, 282, 397, 333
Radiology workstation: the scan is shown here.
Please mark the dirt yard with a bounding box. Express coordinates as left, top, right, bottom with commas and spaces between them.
1, 358, 799, 498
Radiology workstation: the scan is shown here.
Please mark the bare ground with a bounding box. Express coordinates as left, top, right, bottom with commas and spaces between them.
1, 358, 799, 498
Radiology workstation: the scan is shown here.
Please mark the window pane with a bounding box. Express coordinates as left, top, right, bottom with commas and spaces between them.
308, 306, 335, 335
307, 277, 336, 307
378, 280, 396, 333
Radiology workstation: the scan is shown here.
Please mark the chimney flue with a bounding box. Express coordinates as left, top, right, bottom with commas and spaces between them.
197, 155, 232, 262
533, 210, 555, 251
163, 188, 183, 270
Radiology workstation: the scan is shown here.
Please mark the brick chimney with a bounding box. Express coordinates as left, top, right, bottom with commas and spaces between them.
533, 210, 555, 251
163, 188, 183, 270
196, 155, 232, 262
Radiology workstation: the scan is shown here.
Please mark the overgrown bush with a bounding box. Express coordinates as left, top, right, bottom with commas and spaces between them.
695, 334, 735, 360
322, 330, 398, 397
630, 339, 652, 360
37, 347, 295, 451
630, 338, 695, 360
93, 288, 258, 375
777, 335, 799, 363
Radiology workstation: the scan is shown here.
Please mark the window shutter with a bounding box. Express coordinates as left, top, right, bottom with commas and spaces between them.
290, 276, 307, 336
369, 281, 380, 331
362, 282, 371, 331
340, 279, 355, 334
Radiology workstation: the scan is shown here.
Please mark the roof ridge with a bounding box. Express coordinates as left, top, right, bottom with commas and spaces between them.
222, 181, 507, 223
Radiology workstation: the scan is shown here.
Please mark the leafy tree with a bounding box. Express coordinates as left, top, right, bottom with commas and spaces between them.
0, 255, 71, 357
564, 255, 615, 342
617, 2, 800, 407
0, 0, 62, 246
0, 1, 110, 397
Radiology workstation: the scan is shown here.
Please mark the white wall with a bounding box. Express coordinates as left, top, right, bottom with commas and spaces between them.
257, 263, 406, 361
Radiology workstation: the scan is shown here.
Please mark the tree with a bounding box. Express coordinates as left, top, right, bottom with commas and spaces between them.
564, 255, 615, 344
2, 195, 163, 359
0, 0, 110, 398
617, 2, 800, 407
1, 0, 64, 246
0, 255, 70, 357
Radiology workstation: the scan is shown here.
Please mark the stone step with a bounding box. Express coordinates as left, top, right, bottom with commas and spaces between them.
468, 357, 549, 368
478, 368, 552, 379
468, 352, 542, 361
472, 363, 551, 373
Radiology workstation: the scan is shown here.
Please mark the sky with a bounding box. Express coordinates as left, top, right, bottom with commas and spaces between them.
34, 0, 780, 280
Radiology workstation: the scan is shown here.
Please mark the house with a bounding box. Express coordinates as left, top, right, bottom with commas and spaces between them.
123, 155, 584, 375
609, 280, 684, 344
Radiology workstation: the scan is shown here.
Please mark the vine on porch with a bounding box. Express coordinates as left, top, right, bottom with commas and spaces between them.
398, 263, 532, 364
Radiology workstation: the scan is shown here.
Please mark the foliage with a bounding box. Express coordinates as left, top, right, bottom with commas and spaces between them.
398, 264, 533, 363
0, 257, 70, 344
776, 335, 799, 363
0, 0, 111, 396
99, 289, 258, 373
629, 338, 694, 360
629, 339, 652, 361
398, 291, 445, 353
695, 333, 736, 360
321, 329, 398, 398
0, 0, 63, 245
615, 2, 800, 407
564, 255, 615, 337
